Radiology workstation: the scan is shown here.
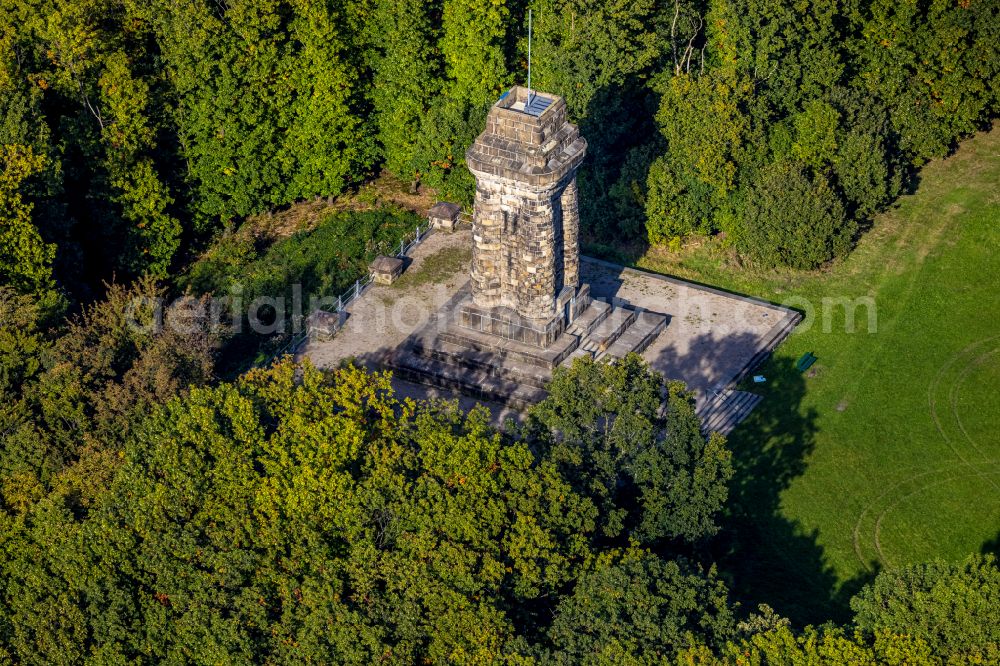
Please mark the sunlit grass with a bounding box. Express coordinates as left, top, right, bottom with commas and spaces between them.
635, 124, 1000, 624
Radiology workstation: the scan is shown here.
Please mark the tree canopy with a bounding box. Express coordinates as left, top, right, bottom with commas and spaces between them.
1, 274, 999, 662
0, 350, 745, 662
1, 0, 996, 297
0, 0, 999, 661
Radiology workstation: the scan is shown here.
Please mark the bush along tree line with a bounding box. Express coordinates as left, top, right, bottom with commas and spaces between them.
2, 296, 1000, 663
176, 207, 424, 373
2, 0, 999, 310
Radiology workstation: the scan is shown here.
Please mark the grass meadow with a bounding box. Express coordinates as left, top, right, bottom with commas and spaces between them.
636, 125, 1000, 624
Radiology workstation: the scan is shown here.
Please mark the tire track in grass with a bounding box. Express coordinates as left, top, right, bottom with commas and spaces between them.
873, 467, 1000, 568
852, 465, 957, 570
851, 460, 1000, 570
927, 337, 1000, 490
927, 337, 992, 452
949, 347, 999, 458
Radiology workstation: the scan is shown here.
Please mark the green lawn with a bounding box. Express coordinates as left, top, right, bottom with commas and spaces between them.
635, 125, 1000, 624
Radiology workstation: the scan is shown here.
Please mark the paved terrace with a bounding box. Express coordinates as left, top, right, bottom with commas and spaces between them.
301, 228, 798, 421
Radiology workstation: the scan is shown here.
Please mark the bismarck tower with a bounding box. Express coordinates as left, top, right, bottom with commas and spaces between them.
387, 86, 667, 408
459, 86, 590, 347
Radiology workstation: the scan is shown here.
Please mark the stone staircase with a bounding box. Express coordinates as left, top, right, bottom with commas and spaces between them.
387, 295, 667, 409
697, 390, 764, 436
565, 299, 611, 337
605, 312, 670, 359
579, 306, 636, 355
693, 308, 802, 436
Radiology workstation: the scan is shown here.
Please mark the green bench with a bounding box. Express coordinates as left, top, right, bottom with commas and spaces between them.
796, 352, 817, 372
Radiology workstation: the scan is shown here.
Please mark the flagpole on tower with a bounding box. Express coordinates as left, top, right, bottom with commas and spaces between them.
527, 9, 533, 104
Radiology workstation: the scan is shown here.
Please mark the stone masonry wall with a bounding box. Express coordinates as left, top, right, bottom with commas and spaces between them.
560, 178, 580, 290
466, 86, 587, 325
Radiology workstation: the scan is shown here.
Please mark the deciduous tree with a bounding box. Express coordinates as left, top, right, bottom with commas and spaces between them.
0, 145, 55, 294
851, 554, 1000, 659
526, 354, 733, 544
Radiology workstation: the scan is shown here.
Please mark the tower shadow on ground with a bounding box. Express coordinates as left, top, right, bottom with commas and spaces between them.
981, 532, 1000, 558
658, 342, 875, 626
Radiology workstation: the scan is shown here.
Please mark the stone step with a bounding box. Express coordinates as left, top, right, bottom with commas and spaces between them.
408, 339, 552, 389
699, 390, 762, 436
602, 311, 667, 359
438, 323, 579, 369
563, 347, 594, 365
711, 394, 762, 435
565, 300, 611, 338
697, 389, 733, 425
388, 349, 547, 409
579, 306, 636, 354
698, 388, 746, 428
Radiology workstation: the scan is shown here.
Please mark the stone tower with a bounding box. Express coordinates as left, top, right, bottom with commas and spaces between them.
461, 86, 588, 347
385, 86, 671, 407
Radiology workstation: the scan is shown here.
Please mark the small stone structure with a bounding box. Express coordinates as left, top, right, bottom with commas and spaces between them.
428, 202, 462, 231
370, 255, 404, 285
460, 85, 589, 347
306, 309, 346, 342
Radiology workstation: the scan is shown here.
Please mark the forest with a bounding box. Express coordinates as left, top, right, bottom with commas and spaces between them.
1, 0, 999, 662
2, 0, 998, 302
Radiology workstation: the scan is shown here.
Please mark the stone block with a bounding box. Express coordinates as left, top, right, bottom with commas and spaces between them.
457, 300, 565, 348
370, 255, 404, 285
428, 201, 462, 231
306, 309, 346, 342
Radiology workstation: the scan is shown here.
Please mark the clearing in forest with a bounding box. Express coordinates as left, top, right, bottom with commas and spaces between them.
639, 124, 1000, 624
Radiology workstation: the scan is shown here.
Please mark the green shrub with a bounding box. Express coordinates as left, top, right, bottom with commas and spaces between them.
181, 208, 420, 307
733, 161, 854, 270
